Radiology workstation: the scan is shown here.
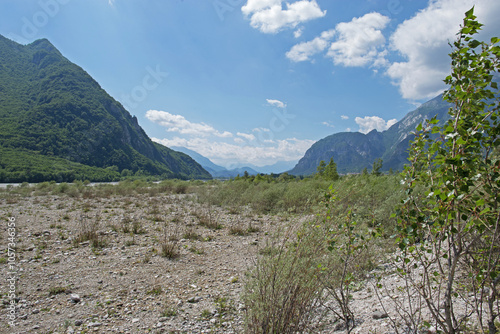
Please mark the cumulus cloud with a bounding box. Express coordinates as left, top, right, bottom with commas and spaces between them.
145, 110, 232, 138
242, 0, 326, 34
355, 116, 397, 134
293, 27, 304, 38
327, 12, 390, 67
237, 132, 256, 141
266, 99, 286, 108
386, 0, 500, 100
341, 115, 349, 120
147, 109, 314, 167
152, 136, 314, 167
286, 12, 389, 67
286, 29, 335, 62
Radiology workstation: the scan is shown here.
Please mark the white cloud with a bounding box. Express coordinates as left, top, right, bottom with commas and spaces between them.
293, 27, 303, 38
253, 127, 271, 132
386, 0, 500, 100
341, 115, 349, 120
322, 121, 335, 128
286, 29, 335, 62
266, 99, 286, 108
237, 132, 256, 141
242, 0, 326, 34
286, 12, 389, 67
145, 110, 232, 138
327, 12, 390, 67
147, 109, 314, 167
152, 137, 314, 167
355, 116, 397, 134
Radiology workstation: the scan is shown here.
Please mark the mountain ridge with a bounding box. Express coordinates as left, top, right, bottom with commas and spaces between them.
0, 35, 211, 182
289, 95, 452, 175
171, 146, 296, 177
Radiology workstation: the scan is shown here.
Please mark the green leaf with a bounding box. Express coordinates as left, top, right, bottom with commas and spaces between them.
465, 7, 475, 19
469, 40, 481, 48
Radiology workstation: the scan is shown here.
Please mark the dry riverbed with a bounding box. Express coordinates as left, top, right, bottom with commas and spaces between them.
0, 191, 485, 334
0, 193, 280, 333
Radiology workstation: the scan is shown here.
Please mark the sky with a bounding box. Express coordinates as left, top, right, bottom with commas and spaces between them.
1, 0, 500, 169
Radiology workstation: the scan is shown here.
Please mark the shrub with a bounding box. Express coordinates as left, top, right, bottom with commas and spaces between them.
243, 225, 328, 333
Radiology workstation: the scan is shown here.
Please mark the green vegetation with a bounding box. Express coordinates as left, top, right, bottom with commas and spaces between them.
395, 9, 500, 333
0, 9, 497, 334
0, 35, 211, 182
243, 9, 499, 334
0, 178, 196, 199
315, 157, 339, 181
196, 174, 404, 234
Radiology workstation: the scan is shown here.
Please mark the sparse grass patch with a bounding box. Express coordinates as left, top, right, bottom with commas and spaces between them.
124, 239, 135, 247
146, 285, 163, 295
160, 223, 180, 259
200, 309, 212, 320
161, 240, 179, 259
195, 208, 223, 230
74, 213, 107, 249
186, 245, 204, 255
183, 227, 200, 240
121, 216, 131, 233
247, 223, 260, 233
229, 224, 248, 236
132, 220, 145, 234
162, 307, 177, 318
49, 286, 69, 296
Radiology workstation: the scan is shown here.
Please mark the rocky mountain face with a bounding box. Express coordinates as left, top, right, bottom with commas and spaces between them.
290, 95, 452, 175
0, 35, 211, 181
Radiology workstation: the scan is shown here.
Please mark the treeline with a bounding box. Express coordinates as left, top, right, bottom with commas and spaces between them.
0, 147, 189, 183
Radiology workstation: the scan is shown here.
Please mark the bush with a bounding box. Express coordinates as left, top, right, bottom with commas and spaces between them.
243, 224, 329, 333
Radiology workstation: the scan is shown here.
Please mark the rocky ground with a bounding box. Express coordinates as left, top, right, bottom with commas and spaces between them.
0, 190, 491, 334
1, 192, 274, 333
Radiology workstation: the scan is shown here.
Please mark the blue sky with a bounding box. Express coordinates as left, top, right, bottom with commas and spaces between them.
1, 0, 499, 168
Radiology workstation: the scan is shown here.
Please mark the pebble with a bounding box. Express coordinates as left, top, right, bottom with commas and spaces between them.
187, 296, 202, 303
87, 321, 102, 327
372, 310, 389, 320
70, 294, 81, 303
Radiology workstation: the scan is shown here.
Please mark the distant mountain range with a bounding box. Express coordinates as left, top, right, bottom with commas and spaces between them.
289, 95, 452, 175
0, 35, 211, 182
171, 146, 297, 178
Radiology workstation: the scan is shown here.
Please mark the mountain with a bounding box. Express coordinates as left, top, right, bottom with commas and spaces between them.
232, 161, 298, 174
171, 146, 226, 174
171, 147, 260, 178
171, 146, 294, 177
289, 95, 452, 175
0, 35, 211, 182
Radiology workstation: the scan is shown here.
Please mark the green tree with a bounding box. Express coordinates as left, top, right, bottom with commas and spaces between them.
395, 8, 500, 333
371, 158, 383, 176
316, 160, 327, 177
325, 157, 339, 181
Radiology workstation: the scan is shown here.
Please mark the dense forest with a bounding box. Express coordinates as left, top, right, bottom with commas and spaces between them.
0, 35, 211, 182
